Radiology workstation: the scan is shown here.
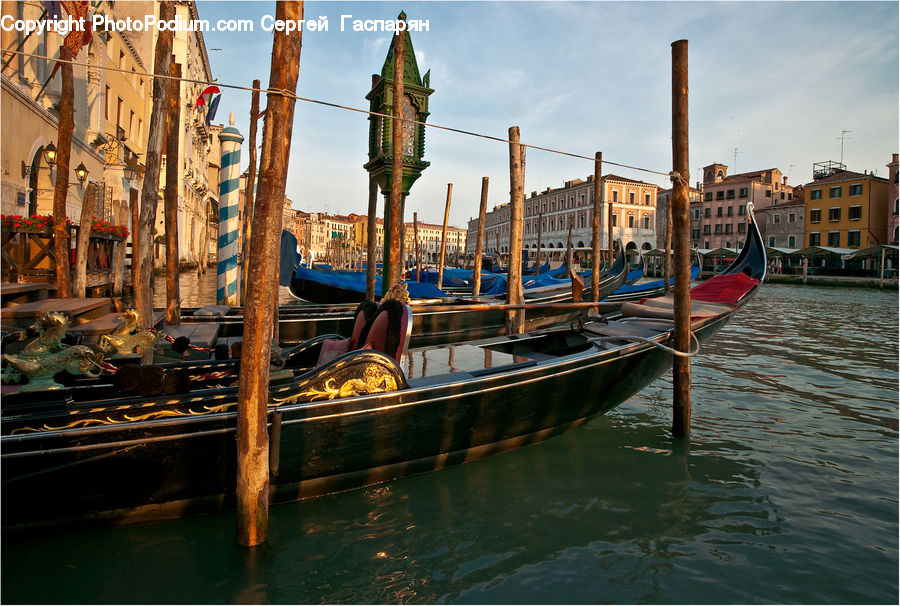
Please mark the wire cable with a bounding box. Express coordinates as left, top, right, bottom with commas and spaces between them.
2, 48, 679, 180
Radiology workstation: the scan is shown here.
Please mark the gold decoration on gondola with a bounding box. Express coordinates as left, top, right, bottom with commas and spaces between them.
1, 312, 103, 390
9, 402, 238, 434
283, 363, 400, 402
383, 281, 410, 304
98, 309, 159, 356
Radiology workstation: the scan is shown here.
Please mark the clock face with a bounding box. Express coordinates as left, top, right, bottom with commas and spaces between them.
402, 94, 416, 157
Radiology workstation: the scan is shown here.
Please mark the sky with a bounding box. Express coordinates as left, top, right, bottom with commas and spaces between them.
196, 1, 899, 229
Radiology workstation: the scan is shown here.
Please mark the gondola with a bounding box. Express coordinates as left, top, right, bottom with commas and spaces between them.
289, 243, 626, 304
224, 245, 628, 347
1, 210, 765, 531
604, 261, 702, 303
624, 251, 645, 284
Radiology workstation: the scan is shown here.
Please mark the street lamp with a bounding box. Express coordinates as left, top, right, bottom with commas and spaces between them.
74, 162, 89, 185
43, 142, 57, 167
43, 144, 88, 186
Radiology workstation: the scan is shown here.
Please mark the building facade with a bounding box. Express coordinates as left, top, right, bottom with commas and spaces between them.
656, 184, 701, 249
692, 163, 796, 250
802, 166, 889, 249
1, 0, 155, 235
887, 153, 899, 245
756, 200, 805, 249
154, 1, 215, 268
466, 174, 658, 257
405, 221, 467, 265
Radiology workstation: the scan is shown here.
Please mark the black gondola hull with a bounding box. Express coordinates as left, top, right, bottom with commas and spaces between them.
1, 313, 729, 531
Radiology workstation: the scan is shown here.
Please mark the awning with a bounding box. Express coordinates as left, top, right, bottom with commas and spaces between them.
788, 246, 855, 257
700, 247, 739, 257
844, 244, 900, 259
766, 247, 799, 256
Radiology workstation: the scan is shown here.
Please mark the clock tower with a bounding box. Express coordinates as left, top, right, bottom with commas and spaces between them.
364, 14, 432, 194
364, 13, 433, 274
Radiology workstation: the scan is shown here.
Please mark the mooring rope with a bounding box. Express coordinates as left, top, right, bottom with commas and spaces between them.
588, 330, 700, 358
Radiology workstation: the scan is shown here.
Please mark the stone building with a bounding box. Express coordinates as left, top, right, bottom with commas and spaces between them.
1, 0, 155, 236
693, 163, 796, 250
404, 221, 467, 265
656, 184, 701, 249
154, 1, 215, 268
466, 173, 658, 258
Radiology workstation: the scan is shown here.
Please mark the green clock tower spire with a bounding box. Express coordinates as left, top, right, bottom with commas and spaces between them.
364, 12, 433, 278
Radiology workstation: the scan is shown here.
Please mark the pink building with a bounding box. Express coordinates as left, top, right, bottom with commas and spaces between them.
888, 153, 899, 244
692, 163, 796, 250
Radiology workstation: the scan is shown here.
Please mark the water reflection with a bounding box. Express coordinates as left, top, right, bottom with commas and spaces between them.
151, 270, 296, 309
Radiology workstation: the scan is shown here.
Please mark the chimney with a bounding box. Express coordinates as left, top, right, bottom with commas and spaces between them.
893, 153, 899, 162
783, 176, 788, 185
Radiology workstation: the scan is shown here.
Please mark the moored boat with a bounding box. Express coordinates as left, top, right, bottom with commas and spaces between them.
0, 209, 766, 530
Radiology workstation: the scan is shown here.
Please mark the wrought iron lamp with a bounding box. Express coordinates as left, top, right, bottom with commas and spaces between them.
74, 162, 88, 185
43, 142, 57, 167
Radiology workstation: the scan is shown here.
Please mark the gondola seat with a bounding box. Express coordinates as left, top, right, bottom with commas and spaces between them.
619, 296, 734, 320
362, 298, 412, 364
316, 300, 379, 366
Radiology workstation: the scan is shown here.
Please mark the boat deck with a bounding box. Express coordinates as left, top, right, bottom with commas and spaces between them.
404, 343, 535, 382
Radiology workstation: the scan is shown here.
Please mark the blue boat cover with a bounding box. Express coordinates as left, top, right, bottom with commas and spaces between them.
294, 265, 447, 299
279, 230, 301, 286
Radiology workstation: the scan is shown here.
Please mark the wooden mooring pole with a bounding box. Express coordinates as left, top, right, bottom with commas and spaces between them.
383, 21, 405, 294
366, 176, 377, 300
413, 212, 420, 282
51, 45, 74, 298
164, 60, 182, 325
472, 177, 488, 296
506, 126, 525, 334
236, 0, 303, 547
242, 79, 261, 303
437, 184, 452, 291
664, 197, 673, 294
591, 152, 602, 311
73, 182, 97, 298
136, 0, 174, 328
671, 39, 692, 437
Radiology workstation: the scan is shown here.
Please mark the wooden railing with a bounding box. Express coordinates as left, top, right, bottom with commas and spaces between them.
1, 227, 125, 289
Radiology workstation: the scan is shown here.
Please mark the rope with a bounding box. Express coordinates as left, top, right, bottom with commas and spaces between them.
1, 48, 673, 179
588, 329, 700, 358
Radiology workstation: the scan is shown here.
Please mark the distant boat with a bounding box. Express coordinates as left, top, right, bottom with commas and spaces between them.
289, 242, 627, 304
604, 262, 702, 303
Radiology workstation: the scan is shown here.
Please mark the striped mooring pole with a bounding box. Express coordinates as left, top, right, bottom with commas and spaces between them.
217, 112, 244, 305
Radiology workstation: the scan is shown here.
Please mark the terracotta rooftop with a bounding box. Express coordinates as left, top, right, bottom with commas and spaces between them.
717, 168, 781, 183
604, 174, 654, 186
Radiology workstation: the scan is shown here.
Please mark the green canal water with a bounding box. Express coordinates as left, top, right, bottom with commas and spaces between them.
3, 283, 897, 604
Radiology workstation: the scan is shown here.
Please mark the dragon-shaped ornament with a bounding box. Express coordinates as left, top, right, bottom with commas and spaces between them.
1, 312, 103, 391
98, 309, 159, 356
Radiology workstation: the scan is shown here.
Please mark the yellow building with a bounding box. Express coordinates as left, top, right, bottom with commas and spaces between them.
1, 1, 154, 229
803, 169, 890, 249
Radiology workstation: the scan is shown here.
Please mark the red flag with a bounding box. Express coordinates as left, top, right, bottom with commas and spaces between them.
195, 85, 221, 107
60, 1, 92, 59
